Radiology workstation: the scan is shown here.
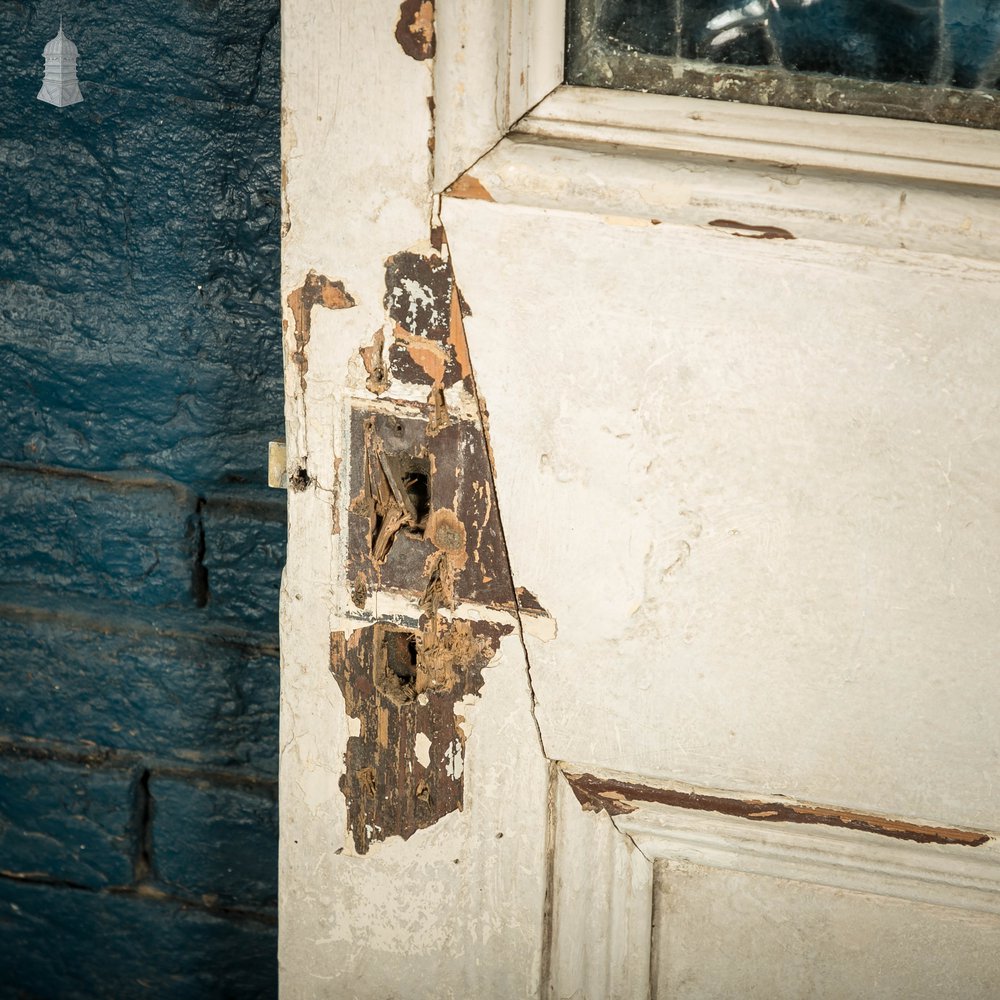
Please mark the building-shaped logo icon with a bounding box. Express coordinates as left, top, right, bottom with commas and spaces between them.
37, 20, 83, 108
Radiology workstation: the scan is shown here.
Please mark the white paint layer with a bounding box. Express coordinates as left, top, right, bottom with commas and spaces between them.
280, 4, 550, 997
444, 174, 1000, 832
283, 3, 1000, 994
414, 732, 431, 769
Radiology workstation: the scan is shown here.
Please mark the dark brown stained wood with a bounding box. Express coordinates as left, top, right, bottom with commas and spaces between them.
331, 618, 510, 854
336, 237, 552, 854
515, 587, 549, 616
395, 0, 435, 61
346, 406, 516, 611
383, 250, 472, 391
708, 219, 796, 240
565, 772, 991, 847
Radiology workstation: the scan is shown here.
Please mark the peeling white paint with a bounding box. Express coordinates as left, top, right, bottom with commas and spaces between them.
522, 612, 557, 642
414, 731, 431, 769
280, 6, 550, 999
444, 738, 464, 780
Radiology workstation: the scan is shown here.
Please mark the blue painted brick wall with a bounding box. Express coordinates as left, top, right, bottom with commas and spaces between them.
0, 755, 135, 890
2, 879, 277, 1000
0, 2, 282, 996
0, 612, 279, 774
150, 776, 278, 908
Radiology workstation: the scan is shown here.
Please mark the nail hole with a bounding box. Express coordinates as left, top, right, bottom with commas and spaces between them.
289, 465, 311, 491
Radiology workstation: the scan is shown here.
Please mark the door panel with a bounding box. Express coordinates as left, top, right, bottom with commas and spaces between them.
443, 191, 1000, 833
652, 863, 1000, 999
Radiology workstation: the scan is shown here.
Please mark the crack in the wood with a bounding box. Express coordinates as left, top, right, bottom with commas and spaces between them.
452, 238, 550, 762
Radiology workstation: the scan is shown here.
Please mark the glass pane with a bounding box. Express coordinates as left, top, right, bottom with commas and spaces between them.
566, 0, 1000, 128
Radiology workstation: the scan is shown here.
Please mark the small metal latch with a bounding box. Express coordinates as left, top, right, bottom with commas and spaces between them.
268, 440, 288, 489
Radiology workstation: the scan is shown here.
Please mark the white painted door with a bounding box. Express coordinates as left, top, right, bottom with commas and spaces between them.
279, 4, 1000, 998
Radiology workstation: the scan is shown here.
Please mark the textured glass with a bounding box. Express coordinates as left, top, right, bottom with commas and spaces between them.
567, 0, 1000, 128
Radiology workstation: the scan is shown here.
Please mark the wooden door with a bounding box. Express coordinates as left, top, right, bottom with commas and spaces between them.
279, 4, 1000, 998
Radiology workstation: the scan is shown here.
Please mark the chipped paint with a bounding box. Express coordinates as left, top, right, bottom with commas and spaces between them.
359, 328, 392, 395
515, 586, 548, 617
414, 731, 431, 768
333, 234, 554, 855
395, 0, 435, 61
286, 271, 356, 392
345, 244, 522, 613
565, 772, 991, 847
708, 219, 796, 240
446, 174, 495, 202
383, 250, 472, 394
331, 617, 510, 854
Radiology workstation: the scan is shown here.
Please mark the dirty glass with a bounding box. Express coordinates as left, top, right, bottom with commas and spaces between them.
566, 0, 1000, 128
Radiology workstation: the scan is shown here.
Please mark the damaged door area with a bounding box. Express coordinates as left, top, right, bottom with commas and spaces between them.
331, 241, 550, 855
382, 248, 473, 396
346, 405, 514, 613
285, 270, 356, 394
346, 243, 529, 614
331, 616, 511, 854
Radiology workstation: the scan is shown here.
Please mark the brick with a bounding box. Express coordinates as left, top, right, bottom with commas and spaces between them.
0, 615, 278, 777
0, 1, 280, 992
0, 339, 283, 486
0, 102, 278, 342
0, 879, 276, 1000
0, 1, 278, 106
0, 470, 197, 609
201, 495, 286, 633
149, 777, 277, 907
0, 756, 134, 889
0, 478, 285, 627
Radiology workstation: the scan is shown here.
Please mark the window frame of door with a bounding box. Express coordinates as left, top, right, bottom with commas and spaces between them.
434, 0, 1000, 198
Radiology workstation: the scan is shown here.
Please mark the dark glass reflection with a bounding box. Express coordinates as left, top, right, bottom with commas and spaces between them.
597, 0, 1000, 91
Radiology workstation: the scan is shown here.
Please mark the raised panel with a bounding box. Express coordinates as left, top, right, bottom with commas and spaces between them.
548, 765, 1000, 999
547, 771, 653, 1000
652, 862, 1000, 1000
444, 189, 1000, 832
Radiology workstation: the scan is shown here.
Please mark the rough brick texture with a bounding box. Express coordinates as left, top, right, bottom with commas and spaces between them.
0, 1, 281, 996
0, 755, 135, 890
0, 470, 200, 608
0, 0, 280, 485
150, 776, 278, 907
0, 612, 278, 776
201, 491, 286, 634
0, 879, 276, 1000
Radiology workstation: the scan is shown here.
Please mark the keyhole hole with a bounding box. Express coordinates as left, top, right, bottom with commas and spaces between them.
403, 470, 430, 532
